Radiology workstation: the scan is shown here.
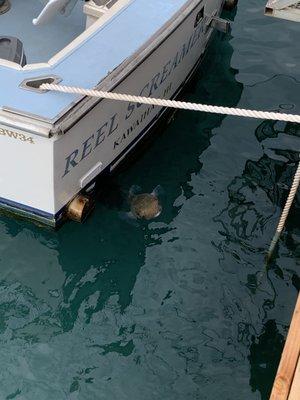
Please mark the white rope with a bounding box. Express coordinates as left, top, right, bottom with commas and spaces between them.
40, 83, 300, 123
41, 83, 300, 257
267, 161, 300, 261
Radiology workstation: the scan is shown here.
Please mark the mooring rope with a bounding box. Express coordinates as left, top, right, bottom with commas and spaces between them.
40, 83, 300, 123
267, 161, 300, 261
41, 83, 300, 256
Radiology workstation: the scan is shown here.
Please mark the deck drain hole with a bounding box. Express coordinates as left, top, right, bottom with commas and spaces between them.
20, 75, 62, 93
26, 78, 55, 89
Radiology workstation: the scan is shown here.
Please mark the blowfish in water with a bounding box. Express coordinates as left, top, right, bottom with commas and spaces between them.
127, 185, 163, 221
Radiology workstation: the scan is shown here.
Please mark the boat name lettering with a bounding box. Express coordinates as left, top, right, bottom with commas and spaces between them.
62, 113, 119, 177
0, 128, 35, 144
114, 105, 156, 149
62, 23, 204, 178
126, 24, 203, 120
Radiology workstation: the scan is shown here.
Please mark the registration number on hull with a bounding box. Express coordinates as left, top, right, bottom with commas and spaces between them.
0, 128, 34, 144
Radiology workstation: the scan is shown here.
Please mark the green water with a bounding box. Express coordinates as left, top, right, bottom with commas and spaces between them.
1, 1, 299, 399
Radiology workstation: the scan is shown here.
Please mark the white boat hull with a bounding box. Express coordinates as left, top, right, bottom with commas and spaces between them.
0, 0, 224, 226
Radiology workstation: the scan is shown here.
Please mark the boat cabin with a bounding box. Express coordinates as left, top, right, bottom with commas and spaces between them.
0, 0, 123, 65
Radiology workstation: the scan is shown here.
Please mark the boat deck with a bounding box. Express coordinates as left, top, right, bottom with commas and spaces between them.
0, 0, 187, 123
0, 0, 85, 63
270, 293, 300, 400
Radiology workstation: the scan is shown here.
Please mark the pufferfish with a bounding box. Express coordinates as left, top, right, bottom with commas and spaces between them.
124, 185, 163, 221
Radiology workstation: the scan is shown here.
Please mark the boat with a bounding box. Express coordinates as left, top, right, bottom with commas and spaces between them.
0, 0, 233, 227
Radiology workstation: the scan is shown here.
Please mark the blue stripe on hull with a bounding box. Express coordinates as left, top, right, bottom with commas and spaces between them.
0, 196, 56, 226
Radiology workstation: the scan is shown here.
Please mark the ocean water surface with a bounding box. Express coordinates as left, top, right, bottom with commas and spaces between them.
0, 1, 299, 399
